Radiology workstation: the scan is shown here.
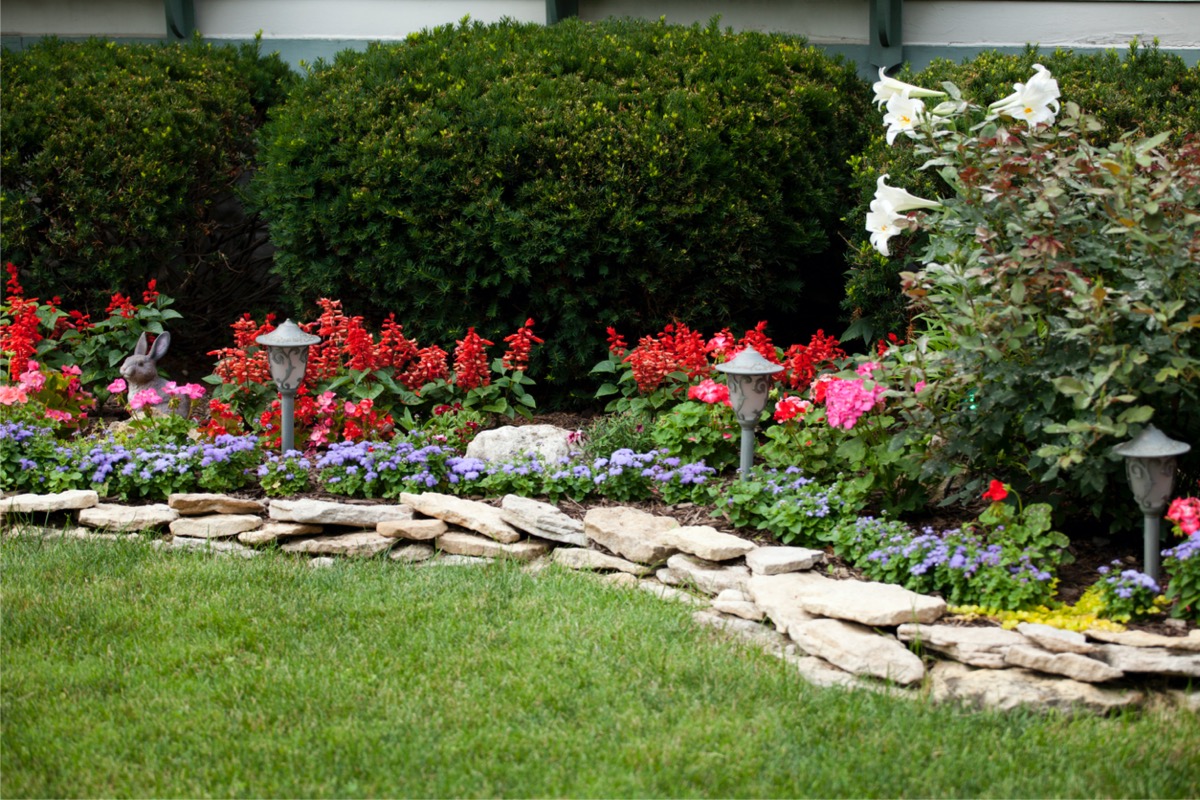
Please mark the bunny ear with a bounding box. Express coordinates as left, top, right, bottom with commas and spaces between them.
149, 331, 172, 361
135, 332, 150, 356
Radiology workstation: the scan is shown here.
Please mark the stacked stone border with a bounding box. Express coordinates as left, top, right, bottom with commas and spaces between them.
4, 489, 1198, 716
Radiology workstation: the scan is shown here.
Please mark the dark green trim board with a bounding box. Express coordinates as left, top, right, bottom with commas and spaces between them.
870, 0, 903, 71
546, 0, 579, 25
164, 0, 195, 40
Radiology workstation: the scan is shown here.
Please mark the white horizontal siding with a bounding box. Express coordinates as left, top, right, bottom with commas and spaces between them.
1, 0, 164, 36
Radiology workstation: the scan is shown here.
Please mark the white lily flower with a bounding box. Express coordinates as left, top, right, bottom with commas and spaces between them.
866, 198, 907, 257
872, 67, 947, 109
874, 174, 942, 213
883, 92, 926, 145
987, 64, 1061, 126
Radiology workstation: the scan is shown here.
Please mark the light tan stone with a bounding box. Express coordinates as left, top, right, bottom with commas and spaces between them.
389, 544, 436, 563
500, 494, 588, 547
897, 623, 1029, 669
790, 618, 926, 685
281, 531, 396, 558
712, 589, 766, 621
552, 547, 654, 576
1004, 645, 1124, 683
1017, 623, 1096, 654
78, 503, 178, 531
665, 553, 750, 596
170, 514, 262, 540
1, 490, 98, 514
583, 506, 679, 565
1085, 628, 1200, 652
377, 518, 448, 541
435, 531, 549, 562
1092, 644, 1200, 678
662, 525, 756, 561
168, 493, 265, 515
269, 498, 413, 527
745, 545, 825, 575
399, 492, 521, 543
749, 571, 945, 628
238, 522, 323, 546
929, 661, 1144, 715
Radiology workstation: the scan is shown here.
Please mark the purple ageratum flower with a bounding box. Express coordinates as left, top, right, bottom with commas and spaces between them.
1163, 537, 1200, 563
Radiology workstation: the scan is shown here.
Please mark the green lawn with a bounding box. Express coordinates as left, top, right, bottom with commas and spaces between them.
2, 535, 1197, 798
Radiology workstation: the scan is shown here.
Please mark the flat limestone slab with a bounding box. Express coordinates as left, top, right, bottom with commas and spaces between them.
584, 506, 679, 566
2, 490, 99, 514
400, 492, 521, 544
281, 531, 396, 558
270, 499, 413, 527
1085, 628, 1200, 652
78, 503, 178, 531
745, 546, 825, 575
238, 522, 323, 547
749, 571, 945, 628
552, 547, 654, 576
791, 618, 926, 686
377, 518, 448, 541
662, 525, 756, 561
897, 623, 1028, 669
1004, 645, 1123, 683
170, 514, 262, 540
435, 531, 549, 562
500, 494, 588, 547
929, 661, 1143, 715
168, 493, 265, 515
665, 553, 750, 596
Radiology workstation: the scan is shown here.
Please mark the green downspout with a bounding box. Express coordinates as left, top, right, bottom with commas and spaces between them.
164, 0, 196, 41
869, 0, 903, 71
546, 0, 578, 25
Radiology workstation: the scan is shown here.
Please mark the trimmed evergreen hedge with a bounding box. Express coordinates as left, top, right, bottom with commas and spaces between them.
252, 17, 872, 389
1, 36, 295, 317
841, 44, 1200, 344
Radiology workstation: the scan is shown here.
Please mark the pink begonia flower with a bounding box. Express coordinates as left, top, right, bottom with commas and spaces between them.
44, 408, 73, 423
317, 391, 338, 413
824, 378, 886, 430
774, 395, 812, 423
705, 332, 734, 356
164, 382, 206, 400
688, 378, 731, 406
18, 365, 45, 393
344, 401, 358, 415
130, 388, 164, 410
1167, 497, 1200, 536
856, 361, 882, 378
914, 380, 927, 394
108, 378, 127, 393
61, 364, 82, 376
0, 385, 29, 405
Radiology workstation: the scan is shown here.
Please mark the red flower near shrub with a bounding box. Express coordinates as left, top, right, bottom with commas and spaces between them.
502, 318, 543, 372
982, 480, 1009, 503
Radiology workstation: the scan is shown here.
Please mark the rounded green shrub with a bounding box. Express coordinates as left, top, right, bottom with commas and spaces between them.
841, 43, 1200, 344
1, 36, 295, 320
252, 17, 871, 391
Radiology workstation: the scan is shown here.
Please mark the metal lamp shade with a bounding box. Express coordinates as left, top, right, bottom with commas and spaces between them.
715, 348, 784, 425
1112, 425, 1191, 515
256, 320, 320, 394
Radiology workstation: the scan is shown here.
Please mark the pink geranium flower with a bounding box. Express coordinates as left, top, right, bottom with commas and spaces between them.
108, 378, 127, 393
44, 408, 73, 423
773, 395, 811, 423
687, 378, 731, 406
823, 378, 886, 430
18, 364, 45, 392
130, 388, 164, 410
0, 385, 29, 405
1167, 497, 1200, 536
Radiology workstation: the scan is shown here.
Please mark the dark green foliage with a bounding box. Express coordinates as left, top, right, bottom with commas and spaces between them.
841, 43, 1200, 343
252, 18, 871, 390
1, 36, 295, 320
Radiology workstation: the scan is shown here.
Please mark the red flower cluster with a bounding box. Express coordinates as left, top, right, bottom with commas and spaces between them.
876, 332, 906, 357
452, 328, 494, 391
780, 330, 846, 393
398, 345, 450, 392
1, 264, 42, 380
625, 323, 710, 394
733, 321, 780, 364
606, 327, 628, 358
502, 318, 543, 372
208, 313, 277, 387
142, 279, 160, 306
199, 398, 249, 439
106, 292, 137, 319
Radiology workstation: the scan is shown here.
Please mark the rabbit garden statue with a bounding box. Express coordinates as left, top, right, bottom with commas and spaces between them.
119, 331, 190, 417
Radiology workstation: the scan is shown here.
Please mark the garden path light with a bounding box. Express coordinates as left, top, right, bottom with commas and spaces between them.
256, 319, 321, 454
715, 347, 784, 480
1112, 425, 1191, 582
